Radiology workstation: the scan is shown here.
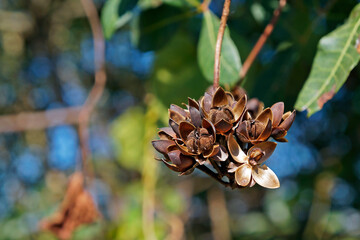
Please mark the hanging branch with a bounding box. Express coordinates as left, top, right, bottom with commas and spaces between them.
213, 0, 232, 88
78, 0, 107, 179
239, 0, 287, 80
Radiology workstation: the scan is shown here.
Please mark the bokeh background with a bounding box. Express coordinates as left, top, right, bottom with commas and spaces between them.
1, 0, 360, 239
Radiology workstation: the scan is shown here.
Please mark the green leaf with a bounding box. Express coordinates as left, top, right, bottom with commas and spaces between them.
150, 31, 209, 107
132, 4, 193, 51
138, 0, 199, 8
110, 107, 145, 171
101, 0, 138, 39
162, 0, 198, 8
295, 3, 360, 116
197, 11, 242, 86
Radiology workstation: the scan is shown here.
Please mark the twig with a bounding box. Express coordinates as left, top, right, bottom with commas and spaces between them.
79, 0, 106, 178
213, 0, 231, 88
196, 164, 231, 188
239, 0, 287, 80
209, 158, 223, 178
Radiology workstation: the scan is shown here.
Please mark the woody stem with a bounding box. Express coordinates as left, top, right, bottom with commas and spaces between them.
213, 0, 231, 88
209, 158, 223, 178
197, 165, 231, 188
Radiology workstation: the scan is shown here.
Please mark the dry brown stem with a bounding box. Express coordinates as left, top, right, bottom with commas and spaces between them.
213, 0, 232, 88
239, 0, 287, 80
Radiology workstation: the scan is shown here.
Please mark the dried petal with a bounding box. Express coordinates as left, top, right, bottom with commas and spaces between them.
232, 95, 247, 122
169, 109, 186, 124
179, 121, 196, 141
169, 119, 180, 136
170, 104, 187, 118
175, 140, 196, 156
202, 92, 212, 113
256, 108, 273, 124
203, 144, 219, 158
231, 86, 247, 101
228, 162, 239, 172
236, 121, 250, 141
202, 118, 216, 142
162, 159, 181, 172
179, 162, 199, 176
248, 142, 277, 165
275, 137, 288, 142
212, 87, 228, 107
227, 134, 247, 163
158, 127, 177, 140
255, 119, 272, 142
282, 111, 292, 119
271, 102, 284, 127
188, 98, 202, 127
252, 165, 280, 189
271, 127, 287, 139
246, 98, 264, 118
210, 107, 234, 125
249, 179, 256, 187
279, 110, 296, 131
211, 145, 228, 162
225, 92, 235, 103
168, 150, 194, 171
235, 164, 252, 187
152, 140, 175, 154
214, 119, 233, 133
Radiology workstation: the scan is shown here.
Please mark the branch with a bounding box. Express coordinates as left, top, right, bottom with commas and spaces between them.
213, 0, 231, 88
78, 0, 107, 178
0, 107, 81, 133
239, 0, 287, 80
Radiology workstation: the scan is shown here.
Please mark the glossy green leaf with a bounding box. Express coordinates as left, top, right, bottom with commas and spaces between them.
197, 11, 242, 86
101, 0, 138, 39
132, 4, 193, 51
295, 3, 360, 116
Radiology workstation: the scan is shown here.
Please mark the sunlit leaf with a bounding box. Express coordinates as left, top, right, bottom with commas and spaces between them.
295, 3, 360, 117
197, 11, 242, 86
101, 0, 138, 39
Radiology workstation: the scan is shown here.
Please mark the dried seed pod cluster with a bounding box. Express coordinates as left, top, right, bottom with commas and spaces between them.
152, 86, 296, 189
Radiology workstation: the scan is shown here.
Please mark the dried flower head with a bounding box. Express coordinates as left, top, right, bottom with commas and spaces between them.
201, 87, 246, 134
228, 134, 279, 189
270, 102, 296, 142
236, 108, 273, 144
152, 86, 295, 190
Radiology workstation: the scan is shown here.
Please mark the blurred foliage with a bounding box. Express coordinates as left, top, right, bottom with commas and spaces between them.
0, 0, 360, 239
